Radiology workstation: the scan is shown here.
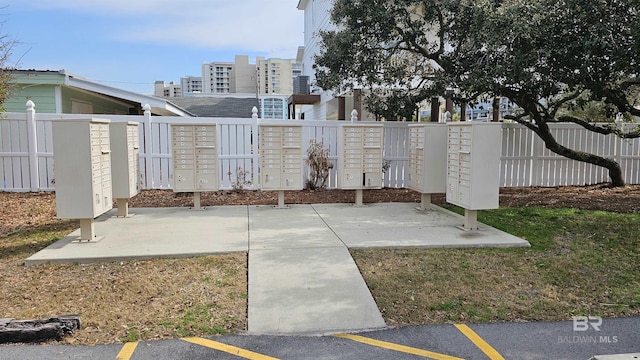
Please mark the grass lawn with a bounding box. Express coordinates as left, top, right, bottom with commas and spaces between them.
351, 206, 640, 326
0, 223, 247, 345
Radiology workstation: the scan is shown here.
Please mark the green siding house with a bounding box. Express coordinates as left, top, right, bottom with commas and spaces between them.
5, 70, 193, 116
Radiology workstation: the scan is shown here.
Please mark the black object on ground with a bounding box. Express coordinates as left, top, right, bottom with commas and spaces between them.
0, 315, 81, 343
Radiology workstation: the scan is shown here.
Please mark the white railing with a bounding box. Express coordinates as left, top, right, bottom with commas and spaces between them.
1, 102, 639, 192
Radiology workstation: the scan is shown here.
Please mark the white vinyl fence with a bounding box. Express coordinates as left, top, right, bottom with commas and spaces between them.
1, 102, 639, 192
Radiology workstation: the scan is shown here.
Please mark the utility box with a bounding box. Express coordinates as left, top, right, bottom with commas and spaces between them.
53, 118, 113, 240
337, 123, 384, 189
259, 122, 303, 191
407, 123, 448, 194
446, 122, 502, 211
110, 122, 140, 217
171, 124, 219, 192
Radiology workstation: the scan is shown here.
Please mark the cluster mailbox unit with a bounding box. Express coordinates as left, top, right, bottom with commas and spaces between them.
407, 123, 448, 210
446, 122, 502, 230
110, 122, 140, 217
53, 118, 113, 241
259, 121, 303, 208
337, 122, 384, 205
171, 124, 219, 210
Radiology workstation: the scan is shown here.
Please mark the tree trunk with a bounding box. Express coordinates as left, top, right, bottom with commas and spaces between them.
535, 121, 625, 187
0, 315, 81, 344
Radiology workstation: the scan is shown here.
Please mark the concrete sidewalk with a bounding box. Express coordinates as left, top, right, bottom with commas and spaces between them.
25, 202, 530, 335
247, 205, 385, 335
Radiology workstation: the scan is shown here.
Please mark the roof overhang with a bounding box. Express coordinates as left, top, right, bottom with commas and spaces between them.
288, 94, 321, 105
65, 73, 193, 116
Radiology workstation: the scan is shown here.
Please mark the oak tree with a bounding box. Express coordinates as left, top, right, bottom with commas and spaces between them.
315, 0, 640, 186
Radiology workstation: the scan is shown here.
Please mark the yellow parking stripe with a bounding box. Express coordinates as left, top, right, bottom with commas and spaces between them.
115, 341, 139, 360
454, 324, 505, 360
333, 333, 464, 360
182, 337, 279, 360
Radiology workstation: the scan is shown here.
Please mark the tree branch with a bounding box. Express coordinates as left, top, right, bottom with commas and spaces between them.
557, 115, 640, 138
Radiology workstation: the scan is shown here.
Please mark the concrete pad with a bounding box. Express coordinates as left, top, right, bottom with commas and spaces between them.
248, 246, 386, 335
25, 206, 249, 265
249, 205, 344, 250
311, 203, 530, 249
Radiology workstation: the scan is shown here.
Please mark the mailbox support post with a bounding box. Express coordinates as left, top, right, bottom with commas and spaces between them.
192, 192, 204, 211
355, 189, 364, 207
79, 219, 96, 241
116, 199, 130, 217
463, 209, 479, 231
274, 190, 289, 209
417, 193, 432, 211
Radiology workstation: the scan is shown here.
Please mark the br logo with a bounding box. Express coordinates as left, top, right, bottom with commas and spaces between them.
573, 316, 602, 331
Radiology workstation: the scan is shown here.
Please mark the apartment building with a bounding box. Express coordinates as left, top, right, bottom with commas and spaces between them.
296, 0, 339, 120
256, 57, 302, 95
154, 81, 182, 98
201, 55, 257, 94
180, 76, 203, 95
296, 0, 434, 121
154, 55, 299, 118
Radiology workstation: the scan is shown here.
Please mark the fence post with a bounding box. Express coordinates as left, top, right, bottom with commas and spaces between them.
143, 104, 153, 189
530, 128, 541, 186
26, 100, 39, 191
251, 106, 260, 188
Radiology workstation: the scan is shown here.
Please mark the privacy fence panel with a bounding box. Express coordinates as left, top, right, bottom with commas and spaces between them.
1, 104, 639, 192
500, 123, 535, 187
300, 120, 340, 189
382, 122, 409, 188
0, 115, 29, 191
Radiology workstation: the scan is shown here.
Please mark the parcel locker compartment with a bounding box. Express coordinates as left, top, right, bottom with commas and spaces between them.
364, 172, 381, 188
262, 170, 282, 189
173, 169, 193, 191
196, 174, 218, 190
341, 172, 361, 188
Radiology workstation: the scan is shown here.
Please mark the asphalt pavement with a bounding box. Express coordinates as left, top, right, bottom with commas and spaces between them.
1, 317, 638, 359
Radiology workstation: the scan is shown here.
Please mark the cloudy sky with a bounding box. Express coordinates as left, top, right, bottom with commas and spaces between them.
2, 0, 304, 94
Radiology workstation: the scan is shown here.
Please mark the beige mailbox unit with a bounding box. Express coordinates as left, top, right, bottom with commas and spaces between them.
338, 123, 384, 205
53, 118, 112, 241
171, 124, 219, 209
407, 123, 448, 209
110, 122, 139, 217
446, 122, 502, 229
259, 122, 303, 208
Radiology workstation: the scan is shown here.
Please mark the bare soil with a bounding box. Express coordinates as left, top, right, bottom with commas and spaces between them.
2, 184, 639, 237
127, 184, 640, 213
